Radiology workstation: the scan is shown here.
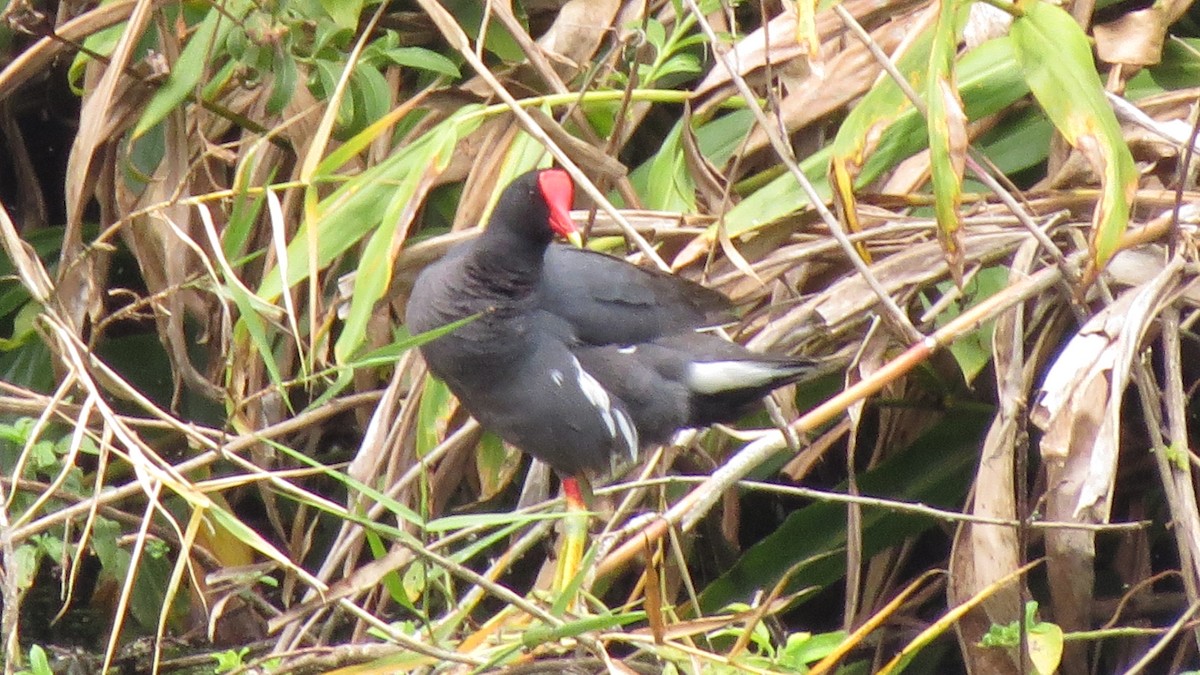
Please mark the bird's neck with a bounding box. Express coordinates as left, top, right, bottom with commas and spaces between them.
466, 227, 548, 298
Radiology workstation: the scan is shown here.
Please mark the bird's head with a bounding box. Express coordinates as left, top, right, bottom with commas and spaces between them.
490, 168, 582, 248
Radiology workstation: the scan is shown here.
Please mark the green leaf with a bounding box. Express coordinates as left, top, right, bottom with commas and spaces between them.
416, 376, 453, 457
486, 120, 555, 216
926, 0, 967, 276
68, 22, 125, 95
312, 58, 354, 128
91, 517, 128, 580
332, 122, 459, 363
971, 109, 1052, 182
696, 109, 754, 166
643, 19, 668, 53
779, 630, 851, 669
365, 527, 410, 608
256, 107, 483, 301
656, 53, 703, 81
931, 267, 1007, 382
267, 47, 298, 115
0, 301, 40, 350
1011, 0, 1136, 269
829, 26, 936, 189
424, 511, 571, 532
632, 118, 694, 212
132, 8, 229, 140
14, 544, 38, 590
28, 645, 52, 675
1127, 38, 1200, 97
348, 63, 391, 134
402, 561, 427, 605
321, 0, 364, 29
721, 147, 833, 237
129, 544, 171, 630
442, 0, 525, 62
720, 36, 1027, 241
475, 431, 510, 498
383, 46, 460, 78
521, 611, 646, 645
1028, 621, 1064, 675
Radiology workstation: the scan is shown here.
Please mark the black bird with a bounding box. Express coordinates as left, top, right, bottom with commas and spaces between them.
405, 168, 814, 588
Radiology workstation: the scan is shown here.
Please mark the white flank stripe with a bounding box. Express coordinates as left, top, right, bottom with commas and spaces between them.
550, 369, 564, 387
687, 361, 800, 395
613, 408, 639, 459
571, 356, 623, 441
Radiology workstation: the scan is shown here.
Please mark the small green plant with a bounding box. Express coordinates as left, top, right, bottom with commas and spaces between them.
700, 604, 853, 672
15, 645, 54, 675
1162, 442, 1189, 471
980, 601, 1063, 675
212, 646, 250, 673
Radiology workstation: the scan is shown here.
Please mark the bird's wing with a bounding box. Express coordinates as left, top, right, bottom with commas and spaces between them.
538, 245, 734, 346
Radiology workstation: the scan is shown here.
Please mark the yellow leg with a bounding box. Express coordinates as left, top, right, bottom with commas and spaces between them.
552, 476, 590, 598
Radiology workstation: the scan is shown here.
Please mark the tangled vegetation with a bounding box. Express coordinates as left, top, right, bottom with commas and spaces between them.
1, 0, 1200, 673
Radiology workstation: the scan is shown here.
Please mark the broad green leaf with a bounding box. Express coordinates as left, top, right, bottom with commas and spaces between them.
383, 46, 461, 78
719, 37, 1027, 242
347, 63, 392, 136
333, 122, 459, 363
416, 376, 453, 457
1012, 0, 1136, 270
779, 630, 852, 670
0, 340, 54, 393
321, 0, 363, 29
266, 48, 298, 115
14, 544, 38, 589
256, 108, 484, 302
0, 301, 39, 350
970, 109, 1052, 184
632, 117, 695, 212
643, 19, 668, 55
720, 146, 832, 237
830, 28, 936, 192
980, 601, 1063, 674
129, 543, 171, 630
91, 517, 127, 579
696, 109, 754, 166
312, 58, 354, 129
28, 645, 51, 674
1028, 621, 1064, 675
442, 0, 525, 62
932, 266, 1008, 382
68, 22, 125, 95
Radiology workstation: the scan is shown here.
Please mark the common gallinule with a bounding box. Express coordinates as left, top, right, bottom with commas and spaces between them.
405, 168, 815, 589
